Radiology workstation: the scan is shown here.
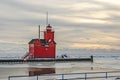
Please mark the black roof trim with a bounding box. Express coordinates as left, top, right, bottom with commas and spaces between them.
29, 39, 37, 44
29, 39, 48, 46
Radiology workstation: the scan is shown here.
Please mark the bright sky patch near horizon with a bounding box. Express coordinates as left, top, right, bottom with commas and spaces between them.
0, 0, 120, 54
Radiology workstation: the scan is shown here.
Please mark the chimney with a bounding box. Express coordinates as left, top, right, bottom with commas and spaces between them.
38, 25, 40, 39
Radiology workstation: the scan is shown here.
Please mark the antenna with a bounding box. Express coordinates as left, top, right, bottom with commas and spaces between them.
38, 25, 40, 39
46, 12, 48, 26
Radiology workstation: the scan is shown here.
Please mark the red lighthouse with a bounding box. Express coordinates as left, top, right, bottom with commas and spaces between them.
24, 24, 56, 59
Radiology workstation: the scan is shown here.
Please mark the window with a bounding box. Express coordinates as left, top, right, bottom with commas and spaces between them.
50, 42, 54, 46
36, 43, 40, 46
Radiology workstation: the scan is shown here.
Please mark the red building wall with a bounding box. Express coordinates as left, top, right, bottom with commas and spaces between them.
33, 40, 56, 58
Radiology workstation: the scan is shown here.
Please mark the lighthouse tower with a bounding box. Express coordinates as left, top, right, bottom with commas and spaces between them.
44, 24, 54, 42
24, 24, 56, 59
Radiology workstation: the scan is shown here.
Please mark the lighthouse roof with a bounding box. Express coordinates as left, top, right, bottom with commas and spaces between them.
29, 39, 37, 44
40, 39, 48, 45
47, 24, 52, 28
29, 39, 47, 45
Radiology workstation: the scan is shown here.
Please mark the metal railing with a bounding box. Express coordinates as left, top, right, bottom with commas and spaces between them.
8, 71, 120, 80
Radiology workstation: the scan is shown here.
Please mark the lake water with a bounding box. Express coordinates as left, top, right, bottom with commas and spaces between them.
0, 54, 120, 80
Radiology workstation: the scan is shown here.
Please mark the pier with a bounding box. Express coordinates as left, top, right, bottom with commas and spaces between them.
0, 56, 93, 63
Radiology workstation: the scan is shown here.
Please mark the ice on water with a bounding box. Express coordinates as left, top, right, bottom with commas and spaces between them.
0, 52, 120, 80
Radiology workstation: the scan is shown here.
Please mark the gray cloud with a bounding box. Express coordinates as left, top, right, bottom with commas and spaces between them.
0, 0, 120, 54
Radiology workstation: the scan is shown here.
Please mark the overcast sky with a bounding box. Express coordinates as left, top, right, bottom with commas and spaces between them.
0, 0, 120, 55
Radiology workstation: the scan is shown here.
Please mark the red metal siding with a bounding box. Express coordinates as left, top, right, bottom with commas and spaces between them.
34, 44, 55, 58
44, 31, 54, 41
29, 44, 34, 58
